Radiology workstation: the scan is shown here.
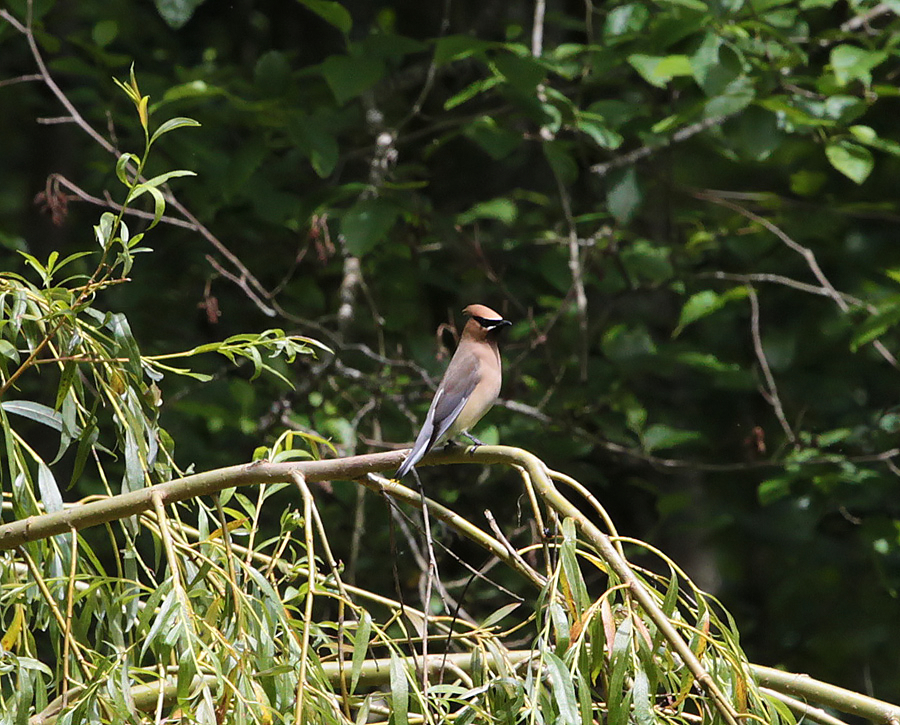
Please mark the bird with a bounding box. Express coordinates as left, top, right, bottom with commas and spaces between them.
396, 304, 512, 479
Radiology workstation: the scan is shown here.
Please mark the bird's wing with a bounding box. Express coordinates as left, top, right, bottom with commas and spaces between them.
395, 352, 480, 478
429, 352, 479, 444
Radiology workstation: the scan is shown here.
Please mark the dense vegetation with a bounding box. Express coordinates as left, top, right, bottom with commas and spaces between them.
2, 0, 900, 721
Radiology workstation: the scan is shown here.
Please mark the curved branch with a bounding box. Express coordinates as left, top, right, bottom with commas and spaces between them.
753, 665, 900, 724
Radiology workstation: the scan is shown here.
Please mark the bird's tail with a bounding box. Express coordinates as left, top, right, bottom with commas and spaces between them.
395, 424, 436, 478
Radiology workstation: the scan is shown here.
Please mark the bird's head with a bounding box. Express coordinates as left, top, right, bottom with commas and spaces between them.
462, 304, 512, 341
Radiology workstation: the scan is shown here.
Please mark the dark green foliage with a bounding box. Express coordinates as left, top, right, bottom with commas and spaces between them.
2, 0, 900, 713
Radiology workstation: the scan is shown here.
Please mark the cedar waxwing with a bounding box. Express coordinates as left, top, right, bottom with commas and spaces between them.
396, 304, 512, 479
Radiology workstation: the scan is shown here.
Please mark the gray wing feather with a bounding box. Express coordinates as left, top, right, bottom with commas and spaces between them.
395, 352, 480, 478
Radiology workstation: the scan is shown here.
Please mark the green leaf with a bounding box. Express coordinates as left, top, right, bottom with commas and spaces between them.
127, 169, 196, 197
149, 116, 201, 146
444, 75, 502, 110
736, 106, 781, 161
462, 115, 522, 159
341, 198, 398, 255
549, 600, 571, 650
107, 312, 142, 372
601, 323, 657, 361
642, 424, 703, 452
0, 340, 20, 365
758, 476, 792, 505
389, 650, 409, 724
576, 112, 623, 149
92, 19, 118, 47
628, 53, 693, 88
704, 75, 755, 118
479, 602, 520, 629
850, 296, 900, 350
825, 141, 874, 184
298, 0, 352, 34
154, 0, 207, 29
115, 153, 140, 186
320, 54, 385, 105
55, 360, 79, 411
94, 212, 117, 249
16, 251, 49, 285
691, 32, 742, 97
545, 651, 579, 725
146, 186, 166, 228
850, 125, 900, 156
290, 114, 340, 177
604, 3, 650, 37
560, 518, 589, 611
606, 167, 641, 223
608, 617, 633, 725
350, 611, 371, 694
790, 169, 827, 197
674, 288, 746, 335
830, 44, 886, 86
51, 251, 94, 276
1, 401, 63, 431
457, 198, 517, 225
492, 51, 546, 94
254, 50, 291, 96
658, 0, 707, 8
433, 34, 493, 65
69, 419, 100, 490
661, 572, 680, 618
37, 460, 64, 514
543, 140, 578, 185
632, 666, 654, 725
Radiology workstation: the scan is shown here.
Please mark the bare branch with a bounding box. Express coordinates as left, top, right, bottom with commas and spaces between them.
0, 72, 42, 88
698, 191, 900, 369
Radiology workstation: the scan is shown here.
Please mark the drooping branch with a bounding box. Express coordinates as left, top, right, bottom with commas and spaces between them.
6, 444, 899, 722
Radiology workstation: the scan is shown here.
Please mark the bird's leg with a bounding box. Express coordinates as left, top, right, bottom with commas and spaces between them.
461, 431, 484, 454
461, 431, 484, 445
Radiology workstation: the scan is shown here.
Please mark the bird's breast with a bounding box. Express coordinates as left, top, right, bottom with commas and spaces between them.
446, 368, 501, 437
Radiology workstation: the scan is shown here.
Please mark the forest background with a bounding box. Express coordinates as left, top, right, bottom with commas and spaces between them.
2, 0, 900, 719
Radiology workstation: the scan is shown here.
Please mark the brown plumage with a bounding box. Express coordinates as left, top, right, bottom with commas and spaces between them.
396, 304, 511, 478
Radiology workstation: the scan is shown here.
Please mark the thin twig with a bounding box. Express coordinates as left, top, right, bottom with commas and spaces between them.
550, 162, 589, 381
484, 509, 547, 586
531, 0, 546, 57
0, 72, 42, 88
701, 271, 868, 308
697, 190, 900, 369
291, 472, 317, 725
747, 285, 797, 446
591, 113, 741, 177
840, 2, 893, 32
49, 174, 196, 229
397, 0, 452, 128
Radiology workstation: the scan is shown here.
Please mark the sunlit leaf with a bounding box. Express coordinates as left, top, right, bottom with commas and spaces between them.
825, 140, 874, 184
149, 116, 201, 146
